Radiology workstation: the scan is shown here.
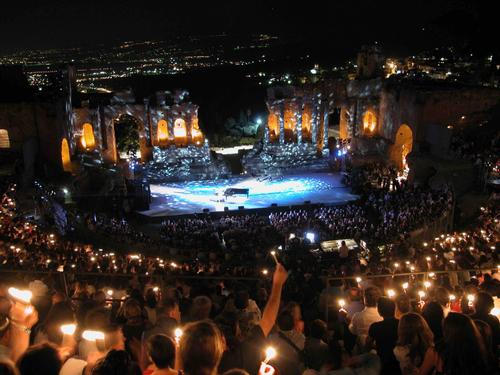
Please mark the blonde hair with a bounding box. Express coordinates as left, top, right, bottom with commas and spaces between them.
397, 313, 434, 366
179, 320, 225, 375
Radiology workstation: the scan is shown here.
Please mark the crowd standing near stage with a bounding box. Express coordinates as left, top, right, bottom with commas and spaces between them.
1, 172, 500, 375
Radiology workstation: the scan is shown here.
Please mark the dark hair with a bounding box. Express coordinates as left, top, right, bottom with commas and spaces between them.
439, 313, 488, 375
377, 297, 395, 318
310, 319, 327, 340
0, 361, 20, 375
221, 370, 249, 375
277, 312, 294, 331
422, 301, 444, 341
145, 289, 158, 309
91, 350, 141, 375
364, 287, 381, 307
16, 342, 62, 375
234, 291, 249, 310
395, 294, 410, 314
434, 287, 449, 308
147, 334, 175, 369
474, 292, 494, 314
397, 313, 434, 367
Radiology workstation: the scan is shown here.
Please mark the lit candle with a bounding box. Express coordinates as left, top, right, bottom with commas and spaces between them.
106, 289, 114, 297
387, 289, 396, 298
355, 277, 362, 284
259, 347, 277, 375
424, 281, 431, 289
449, 294, 456, 301
262, 269, 269, 276
418, 290, 426, 301
467, 294, 475, 307
402, 282, 409, 292
60, 324, 77, 347
8, 287, 32, 304
174, 327, 183, 346
270, 251, 278, 264
82, 330, 105, 352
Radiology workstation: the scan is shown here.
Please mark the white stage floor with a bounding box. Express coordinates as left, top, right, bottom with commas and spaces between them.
140, 172, 358, 217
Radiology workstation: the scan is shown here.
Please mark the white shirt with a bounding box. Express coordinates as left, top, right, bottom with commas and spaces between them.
349, 307, 382, 336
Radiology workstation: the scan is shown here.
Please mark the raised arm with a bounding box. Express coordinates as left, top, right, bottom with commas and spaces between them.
259, 263, 288, 337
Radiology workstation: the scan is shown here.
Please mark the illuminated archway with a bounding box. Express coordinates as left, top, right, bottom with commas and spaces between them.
190, 117, 203, 145
0, 129, 10, 148
391, 124, 413, 170
81, 123, 95, 150
284, 108, 297, 142
267, 113, 279, 142
302, 106, 312, 141
362, 110, 377, 135
157, 119, 169, 144
61, 138, 71, 172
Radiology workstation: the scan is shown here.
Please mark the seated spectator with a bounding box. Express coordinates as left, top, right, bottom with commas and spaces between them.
268, 311, 305, 375
304, 319, 329, 371
367, 297, 400, 374
189, 296, 212, 322
349, 286, 382, 352
344, 288, 364, 322
471, 291, 500, 350
422, 302, 444, 342
143, 299, 180, 342
395, 294, 411, 320
393, 313, 434, 375
144, 334, 177, 375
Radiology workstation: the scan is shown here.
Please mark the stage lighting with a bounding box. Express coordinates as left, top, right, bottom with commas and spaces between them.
305, 232, 315, 243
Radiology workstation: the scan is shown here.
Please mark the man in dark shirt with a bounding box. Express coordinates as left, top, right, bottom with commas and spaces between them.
471, 292, 500, 352
367, 296, 401, 375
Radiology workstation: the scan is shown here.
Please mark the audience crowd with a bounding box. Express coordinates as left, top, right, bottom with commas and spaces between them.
0, 172, 499, 374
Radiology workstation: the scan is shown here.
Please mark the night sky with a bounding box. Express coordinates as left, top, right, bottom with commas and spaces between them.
0, 0, 495, 57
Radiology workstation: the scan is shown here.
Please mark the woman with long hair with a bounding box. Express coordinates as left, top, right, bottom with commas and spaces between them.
419, 312, 489, 375
393, 313, 434, 375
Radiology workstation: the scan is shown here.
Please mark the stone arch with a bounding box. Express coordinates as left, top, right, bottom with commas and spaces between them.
267, 113, 279, 142
61, 138, 71, 172
157, 119, 169, 144
0, 129, 10, 148
81, 123, 96, 150
113, 114, 141, 160
284, 107, 297, 142
190, 116, 203, 145
390, 124, 413, 170
174, 118, 187, 146
362, 110, 377, 135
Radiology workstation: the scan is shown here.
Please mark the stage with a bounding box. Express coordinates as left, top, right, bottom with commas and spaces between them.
139, 172, 359, 217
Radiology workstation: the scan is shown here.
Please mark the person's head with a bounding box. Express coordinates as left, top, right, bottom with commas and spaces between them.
440, 313, 488, 375
190, 296, 212, 322
234, 291, 249, 310
309, 319, 328, 341
397, 313, 434, 365
145, 289, 158, 309
123, 299, 142, 323
16, 342, 62, 375
363, 286, 381, 307
434, 287, 450, 308
222, 370, 249, 375
284, 301, 302, 322
147, 334, 175, 370
158, 298, 181, 323
395, 294, 411, 317
91, 349, 141, 375
474, 291, 494, 315
422, 301, 444, 340
347, 287, 361, 302
377, 297, 395, 319
179, 320, 225, 375
0, 361, 20, 375
277, 311, 294, 332
93, 291, 106, 306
